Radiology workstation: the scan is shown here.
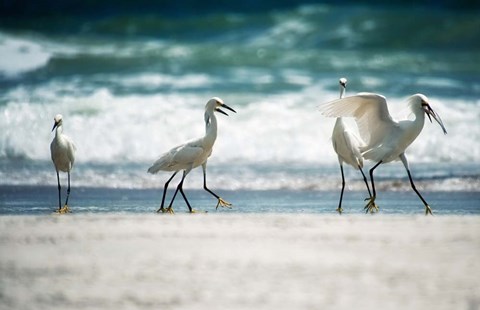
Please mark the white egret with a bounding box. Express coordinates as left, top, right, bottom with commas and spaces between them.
320, 92, 447, 215
330, 78, 374, 214
148, 97, 236, 213
50, 114, 76, 214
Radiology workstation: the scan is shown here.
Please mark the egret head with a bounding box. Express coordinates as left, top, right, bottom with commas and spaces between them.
206, 97, 236, 116
52, 114, 63, 132
411, 94, 447, 135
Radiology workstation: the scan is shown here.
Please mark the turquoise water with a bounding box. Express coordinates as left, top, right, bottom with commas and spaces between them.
1, 186, 479, 215
0, 3, 479, 214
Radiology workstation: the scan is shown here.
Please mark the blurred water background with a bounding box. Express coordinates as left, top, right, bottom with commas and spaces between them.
1, 0, 479, 200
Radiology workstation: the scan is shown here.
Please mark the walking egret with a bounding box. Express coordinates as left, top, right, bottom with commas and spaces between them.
330, 78, 374, 214
50, 114, 76, 214
320, 92, 447, 215
148, 97, 236, 213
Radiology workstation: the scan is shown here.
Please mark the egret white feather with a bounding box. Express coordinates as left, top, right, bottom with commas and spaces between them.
320, 92, 447, 215
330, 78, 374, 214
148, 97, 236, 213
50, 114, 76, 213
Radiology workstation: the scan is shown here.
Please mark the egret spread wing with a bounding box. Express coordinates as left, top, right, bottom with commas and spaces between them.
320, 93, 396, 147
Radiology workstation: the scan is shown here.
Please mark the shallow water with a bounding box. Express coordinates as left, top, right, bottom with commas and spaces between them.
1, 185, 479, 215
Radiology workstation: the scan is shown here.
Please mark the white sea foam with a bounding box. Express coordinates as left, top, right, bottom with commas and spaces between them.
1, 80, 478, 191
1, 83, 479, 166
0, 32, 51, 76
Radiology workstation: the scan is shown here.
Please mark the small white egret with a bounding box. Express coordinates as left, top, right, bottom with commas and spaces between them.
148, 97, 236, 213
50, 114, 76, 214
330, 78, 374, 214
320, 92, 447, 215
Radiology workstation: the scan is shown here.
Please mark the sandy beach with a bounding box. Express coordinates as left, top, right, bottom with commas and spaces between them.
1, 214, 479, 310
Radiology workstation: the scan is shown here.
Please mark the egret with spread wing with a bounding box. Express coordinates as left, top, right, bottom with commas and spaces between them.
330, 78, 374, 214
50, 114, 76, 214
148, 97, 236, 213
320, 92, 447, 215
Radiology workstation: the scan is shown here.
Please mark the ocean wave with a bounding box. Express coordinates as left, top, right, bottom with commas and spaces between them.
0, 33, 51, 77
1, 159, 479, 192
0, 84, 479, 165
1, 4, 479, 192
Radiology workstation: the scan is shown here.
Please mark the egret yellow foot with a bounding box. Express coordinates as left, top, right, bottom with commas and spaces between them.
56, 205, 70, 214
364, 197, 379, 214
336, 207, 343, 214
425, 205, 433, 216
216, 197, 232, 210
157, 206, 175, 214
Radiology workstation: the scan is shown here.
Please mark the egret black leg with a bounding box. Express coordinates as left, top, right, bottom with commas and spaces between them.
56, 171, 61, 211
178, 179, 193, 213
406, 169, 429, 205
336, 164, 345, 214
167, 184, 180, 212
167, 171, 193, 213
358, 166, 372, 198
400, 153, 432, 215
369, 161, 382, 198
157, 171, 178, 212
203, 169, 220, 200
65, 171, 71, 206
364, 161, 382, 213
202, 164, 231, 210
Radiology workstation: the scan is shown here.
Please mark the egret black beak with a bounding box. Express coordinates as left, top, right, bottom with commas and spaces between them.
424, 104, 447, 135
51, 121, 59, 132
216, 103, 237, 116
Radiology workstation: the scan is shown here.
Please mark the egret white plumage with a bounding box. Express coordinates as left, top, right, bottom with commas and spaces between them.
148, 97, 236, 213
320, 92, 447, 215
330, 78, 374, 214
50, 114, 76, 214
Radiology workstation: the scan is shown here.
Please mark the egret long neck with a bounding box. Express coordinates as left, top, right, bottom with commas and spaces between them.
204, 111, 218, 148
334, 117, 345, 127
401, 106, 426, 147
55, 124, 64, 140
335, 85, 346, 124
411, 105, 426, 133
339, 86, 346, 99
